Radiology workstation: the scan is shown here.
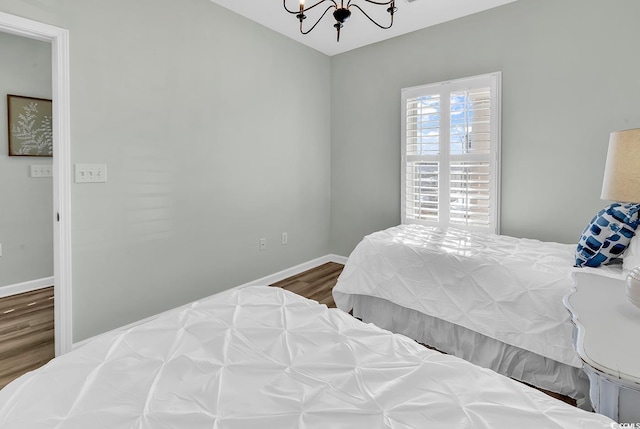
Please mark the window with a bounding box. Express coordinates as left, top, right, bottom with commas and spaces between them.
401, 72, 501, 233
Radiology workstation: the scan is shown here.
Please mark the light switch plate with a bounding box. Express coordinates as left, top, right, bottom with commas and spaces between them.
75, 164, 107, 183
30, 165, 53, 178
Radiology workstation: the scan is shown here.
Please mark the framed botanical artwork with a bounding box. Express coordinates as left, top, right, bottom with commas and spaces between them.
7, 94, 53, 157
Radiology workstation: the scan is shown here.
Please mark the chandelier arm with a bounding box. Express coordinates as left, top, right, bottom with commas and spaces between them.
349, 3, 395, 29
360, 0, 395, 5
300, 5, 335, 34
284, 0, 336, 15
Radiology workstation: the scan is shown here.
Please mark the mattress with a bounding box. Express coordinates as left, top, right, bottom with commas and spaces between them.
332, 224, 623, 369
0, 285, 613, 428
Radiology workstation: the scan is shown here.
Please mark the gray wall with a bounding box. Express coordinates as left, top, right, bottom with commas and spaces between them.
330, 0, 640, 256
0, 32, 52, 287
0, 0, 331, 341
2, 0, 638, 342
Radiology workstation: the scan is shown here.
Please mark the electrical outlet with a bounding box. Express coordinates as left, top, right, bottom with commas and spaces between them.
281, 232, 288, 245
75, 164, 107, 183
30, 165, 53, 178
259, 238, 266, 251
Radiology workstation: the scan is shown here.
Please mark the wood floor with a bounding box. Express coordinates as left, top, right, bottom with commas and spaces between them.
271, 261, 576, 407
270, 261, 343, 308
0, 286, 55, 390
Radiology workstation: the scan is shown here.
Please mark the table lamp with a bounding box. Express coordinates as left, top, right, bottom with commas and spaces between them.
601, 128, 640, 308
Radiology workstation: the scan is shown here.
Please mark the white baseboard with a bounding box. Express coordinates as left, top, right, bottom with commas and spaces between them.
238, 254, 348, 288
0, 276, 54, 299
72, 254, 348, 350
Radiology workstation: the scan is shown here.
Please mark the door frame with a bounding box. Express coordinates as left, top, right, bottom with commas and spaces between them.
0, 11, 72, 355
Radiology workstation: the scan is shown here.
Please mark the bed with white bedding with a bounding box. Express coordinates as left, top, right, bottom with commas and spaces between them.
332, 224, 624, 406
0, 285, 613, 428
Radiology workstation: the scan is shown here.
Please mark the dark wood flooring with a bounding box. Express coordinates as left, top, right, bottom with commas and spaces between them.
270, 261, 576, 407
270, 261, 343, 308
0, 286, 55, 390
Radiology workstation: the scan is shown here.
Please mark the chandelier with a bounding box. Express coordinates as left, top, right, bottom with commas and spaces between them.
283, 0, 397, 42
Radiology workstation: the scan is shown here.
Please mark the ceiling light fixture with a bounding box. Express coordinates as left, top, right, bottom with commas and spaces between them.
284, 0, 397, 42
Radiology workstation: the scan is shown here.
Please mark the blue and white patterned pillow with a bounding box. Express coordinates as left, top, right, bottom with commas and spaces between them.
575, 203, 640, 267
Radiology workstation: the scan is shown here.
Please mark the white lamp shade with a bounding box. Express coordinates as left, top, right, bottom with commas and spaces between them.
601, 128, 640, 203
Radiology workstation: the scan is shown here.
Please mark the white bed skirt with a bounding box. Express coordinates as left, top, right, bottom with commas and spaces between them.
351, 294, 591, 409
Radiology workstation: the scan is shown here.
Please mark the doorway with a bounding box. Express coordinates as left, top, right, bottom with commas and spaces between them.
0, 11, 72, 355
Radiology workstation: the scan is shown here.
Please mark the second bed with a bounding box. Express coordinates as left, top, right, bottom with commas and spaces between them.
332, 224, 623, 407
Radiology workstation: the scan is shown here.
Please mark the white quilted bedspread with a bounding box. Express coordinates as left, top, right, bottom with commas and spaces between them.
0, 286, 613, 428
333, 224, 623, 368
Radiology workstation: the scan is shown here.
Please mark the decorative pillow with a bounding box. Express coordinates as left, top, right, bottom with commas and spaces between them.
575, 203, 640, 267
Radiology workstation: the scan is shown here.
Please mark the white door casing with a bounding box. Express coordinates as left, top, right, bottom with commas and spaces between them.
0, 11, 72, 355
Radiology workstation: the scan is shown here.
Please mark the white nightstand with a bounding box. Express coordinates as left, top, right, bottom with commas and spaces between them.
564, 272, 640, 423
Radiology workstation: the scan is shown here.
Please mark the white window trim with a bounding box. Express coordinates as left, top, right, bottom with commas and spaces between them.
401, 72, 502, 234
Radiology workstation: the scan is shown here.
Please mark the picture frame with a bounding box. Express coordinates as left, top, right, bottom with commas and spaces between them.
7, 94, 53, 157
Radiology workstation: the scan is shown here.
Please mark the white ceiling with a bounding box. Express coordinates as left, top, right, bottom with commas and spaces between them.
209, 0, 519, 56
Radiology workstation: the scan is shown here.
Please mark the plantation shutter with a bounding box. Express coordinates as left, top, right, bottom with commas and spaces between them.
401, 73, 501, 233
